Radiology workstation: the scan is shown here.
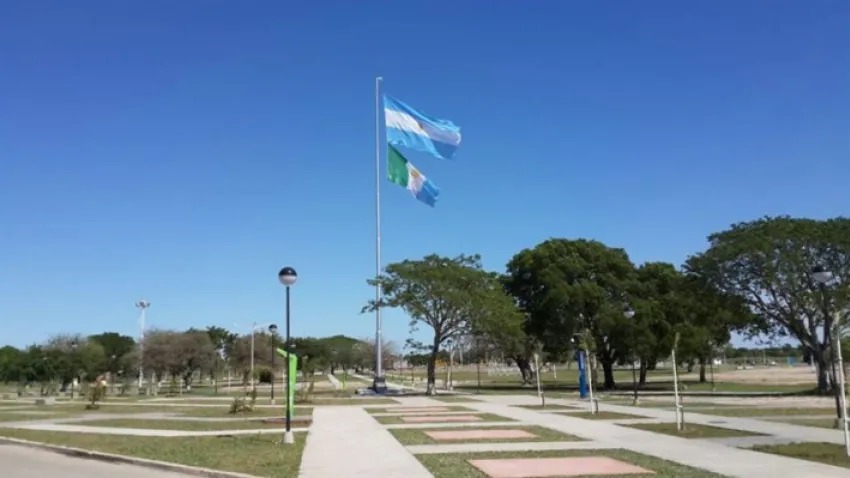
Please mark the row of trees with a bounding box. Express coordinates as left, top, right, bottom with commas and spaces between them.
0, 327, 396, 394
368, 216, 850, 395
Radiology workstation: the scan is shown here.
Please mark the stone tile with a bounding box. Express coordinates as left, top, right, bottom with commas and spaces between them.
469, 457, 653, 477
391, 407, 452, 413
400, 415, 482, 423
425, 429, 536, 440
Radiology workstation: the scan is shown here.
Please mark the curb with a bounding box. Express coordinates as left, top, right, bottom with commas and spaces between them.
0, 436, 260, 477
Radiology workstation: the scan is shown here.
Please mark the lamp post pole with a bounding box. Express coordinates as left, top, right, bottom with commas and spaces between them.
70, 341, 78, 400
278, 266, 298, 445
624, 306, 638, 406
269, 324, 278, 403
135, 300, 150, 392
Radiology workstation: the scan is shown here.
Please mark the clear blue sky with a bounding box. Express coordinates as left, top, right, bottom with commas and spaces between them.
1, 1, 848, 349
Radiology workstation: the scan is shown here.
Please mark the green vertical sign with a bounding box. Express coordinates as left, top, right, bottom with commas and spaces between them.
276, 348, 298, 418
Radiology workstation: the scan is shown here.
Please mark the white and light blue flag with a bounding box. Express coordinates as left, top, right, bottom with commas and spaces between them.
384, 95, 461, 160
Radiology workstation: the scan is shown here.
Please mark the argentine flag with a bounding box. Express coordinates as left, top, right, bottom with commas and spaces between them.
384, 95, 461, 160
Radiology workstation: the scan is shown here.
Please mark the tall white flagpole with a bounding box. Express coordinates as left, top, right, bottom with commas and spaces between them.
374, 76, 385, 391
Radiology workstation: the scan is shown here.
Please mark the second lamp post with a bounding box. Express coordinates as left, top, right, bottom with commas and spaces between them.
278, 266, 298, 445
623, 306, 639, 405
268, 324, 278, 402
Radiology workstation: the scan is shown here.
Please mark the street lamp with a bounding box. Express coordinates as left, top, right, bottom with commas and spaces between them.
70, 341, 78, 400
623, 306, 639, 406
269, 324, 278, 402
135, 300, 150, 391
812, 266, 849, 456
278, 266, 298, 445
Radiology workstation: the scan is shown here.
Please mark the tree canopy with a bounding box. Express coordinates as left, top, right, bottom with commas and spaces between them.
687, 216, 850, 393
366, 253, 524, 394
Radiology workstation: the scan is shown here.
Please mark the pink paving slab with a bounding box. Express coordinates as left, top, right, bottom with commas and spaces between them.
400, 414, 483, 423
389, 407, 452, 413
468, 457, 653, 477
425, 429, 536, 440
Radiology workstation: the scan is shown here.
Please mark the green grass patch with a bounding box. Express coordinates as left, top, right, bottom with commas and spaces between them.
62, 418, 284, 431
765, 417, 837, 429
374, 412, 512, 425
368, 405, 473, 414
415, 449, 724, 477
390, 425, 581, 445
690, 407, 840, 417
626, 422, 762, 439
0, 411, 70, 422
515, 404, 575, 410
63, 404, 313, 418
0, 429, 306, 477
565, 411, 644, 420
751, 442, 850, 469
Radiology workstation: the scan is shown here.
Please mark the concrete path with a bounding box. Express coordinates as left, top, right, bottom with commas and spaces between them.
0, 443, 193, 477
298, 406, 431, 478
470, 397, 850, 478
407, 440, 616, 454
390, 396, 445, 408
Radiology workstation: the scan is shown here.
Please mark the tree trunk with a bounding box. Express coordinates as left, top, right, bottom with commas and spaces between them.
514, 356, 533, 384
639, 359, 648, 386
698, 358, 707, 383
686, 360, 695, 373
601, 359, 615, 390
815, 350, 830, 394
426, 334, 441, 395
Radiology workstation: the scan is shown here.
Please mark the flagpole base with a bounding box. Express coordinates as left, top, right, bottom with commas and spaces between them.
283, 431, 295, 444
372, 377, 388, 394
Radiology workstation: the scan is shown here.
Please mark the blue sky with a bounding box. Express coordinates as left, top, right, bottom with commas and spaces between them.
1, 1, 848, 349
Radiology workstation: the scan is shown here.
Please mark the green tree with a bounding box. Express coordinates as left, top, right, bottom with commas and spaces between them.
88, 332, 135, 376
365, 254, 523, 394
688, 216, 850, 394
43, 335, 107, 388
319, 335, 360, 374
205, 326, 236, 391
505, 239, 636, 389
0, 346, 25, 384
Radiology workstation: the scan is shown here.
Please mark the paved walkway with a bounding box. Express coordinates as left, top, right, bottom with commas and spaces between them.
298, 406, 431, 478
0, 443, 195, 478
470, 396, 849, 478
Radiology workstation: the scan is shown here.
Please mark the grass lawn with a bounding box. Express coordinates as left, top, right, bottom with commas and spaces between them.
375, 412, 513, 425
62, 418, 283, 431
515, 404, 576, 411
0, 429, 306, 477
368, 405, 473, 414
751, 442, 850, 469
690, 407, 841, 417
565, 411, 644, 420
431, 396, 482, 403
61, 404, 313, 418
765, 417, 838, 429
415, 449, 724, 477
626, 422, 762, 439
0, 411, 70, 422
390, 425, 582, 445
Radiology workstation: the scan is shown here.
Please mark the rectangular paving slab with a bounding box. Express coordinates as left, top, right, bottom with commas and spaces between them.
424, 429, 536, 440
401, 415, 482, 423
469, 457, 654, 477
390, 407, 452, 413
